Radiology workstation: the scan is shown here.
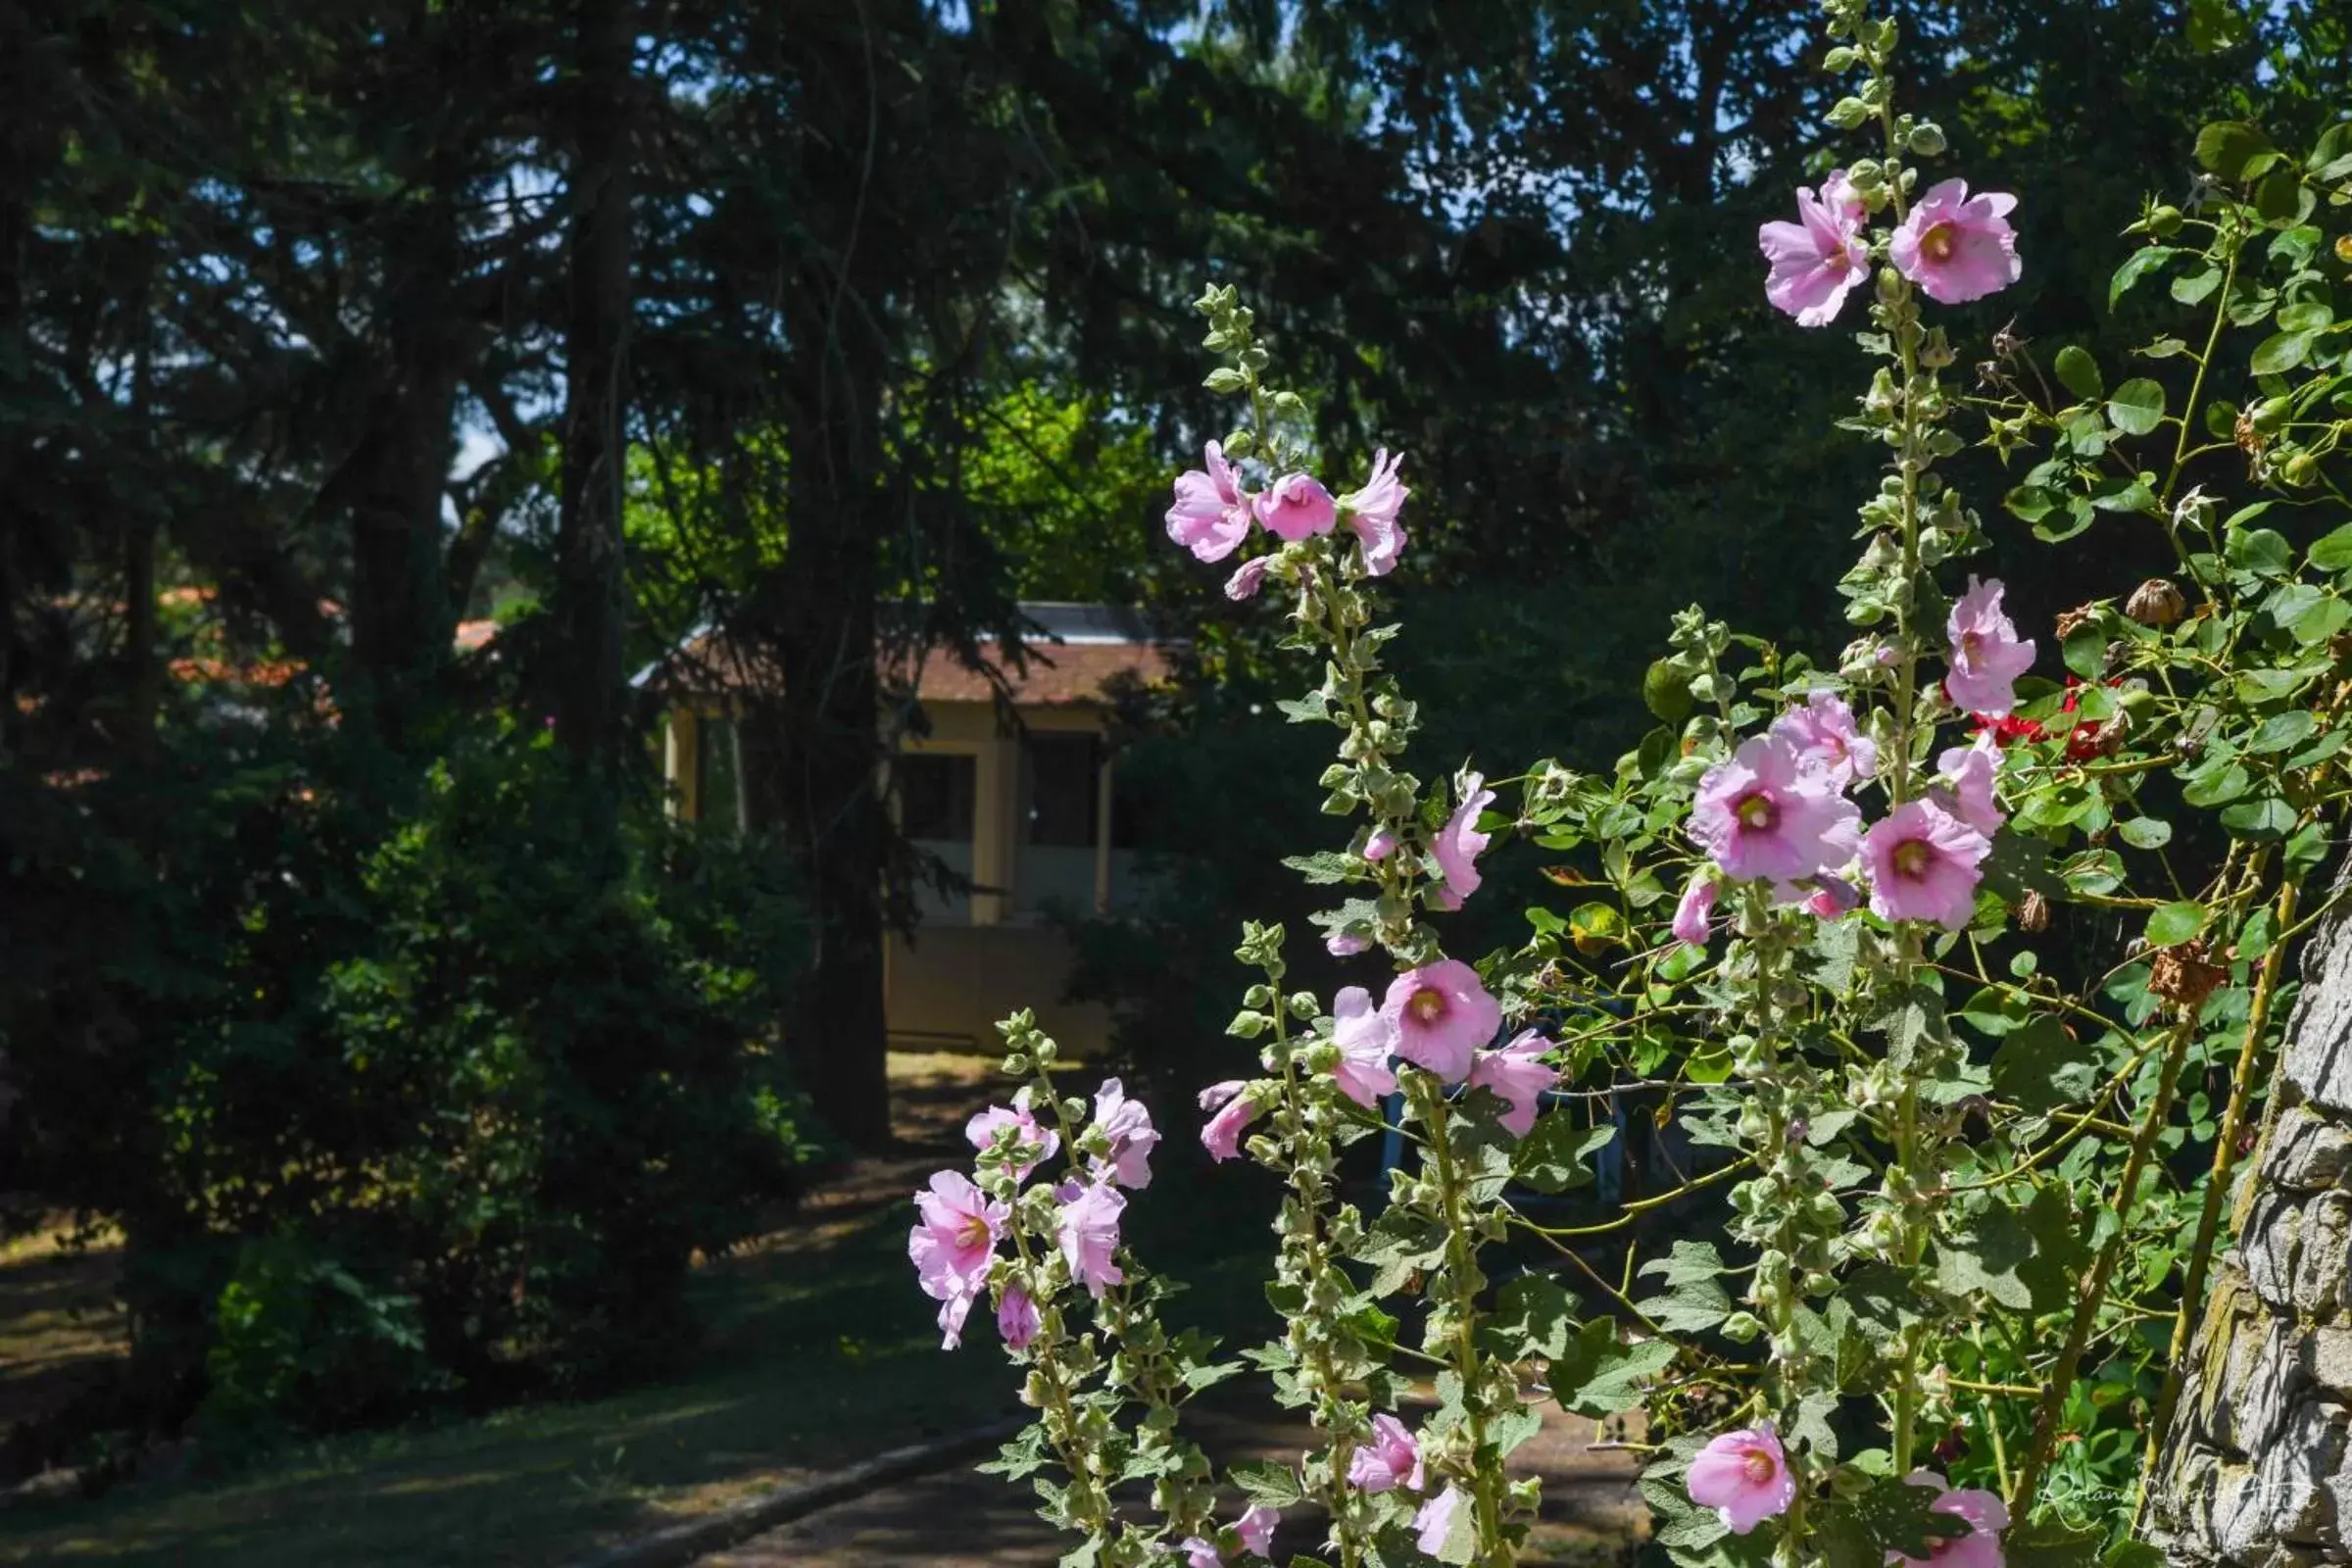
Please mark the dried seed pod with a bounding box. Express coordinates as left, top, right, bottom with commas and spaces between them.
2149, 940, 2227, 1010
2018, 890, 2050, 932
2125, 578, 2186, 628
2054, 604, 2099, 640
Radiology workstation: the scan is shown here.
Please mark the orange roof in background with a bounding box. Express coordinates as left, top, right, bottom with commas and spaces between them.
454, 619, 500, 652
650, 605, 1177, 710
892, 639, 1173, 706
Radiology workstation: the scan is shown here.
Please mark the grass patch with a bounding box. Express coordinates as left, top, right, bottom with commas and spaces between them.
0, 1060, 1281, 1568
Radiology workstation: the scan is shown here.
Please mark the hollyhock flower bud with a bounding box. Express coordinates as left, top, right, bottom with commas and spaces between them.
1758, 172, 1870, 326
1382, 959, 1501, 1085
1086, 1077, 1159, 1189
1863, 800, 1991, 931
1414, 1486, 1468, 1555
1326, 930, 1370, 957
1432, 772, 1494, 904
1339, 448, 1409, 575
1363, 828, 1398, 862
1252, 472, 1338, 541
1329, 986, 1400, 1107
1689, 733, 1863, 883
965, 1086, 1059, 1183
1346, 1413, 1426, 1494
1687, 1422, 1796, 1536
1198, 1081, 1263, 1162
1467, 1029, 1558, 1138
1798, 876, 1861, 921
1933, 731, 2004, 838
1888, 1472, 2009, 1568
908, 1172, 1008, 1348
997, 1284, 1040, 1351
1223, 557, 1272, 602
1890, 179, 2022, 305
2126, 577, 2186, 627
1772, 690, 1879, 786
1177, 1541, 1221, 1568
1054, 1180, 1126, 1298
1236, 1503, 1279, 1557
1165, 441, 1253, 563
1673, 871, 1719, 949
1944, 576, 2036, 717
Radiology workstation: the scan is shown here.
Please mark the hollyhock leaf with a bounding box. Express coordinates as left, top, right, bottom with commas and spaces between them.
2145, 901, 2208, 948
1937, 1186, 2084, 1313
2119, 815, 2174, 850
2109, 246, 2179, 308
1513, 1117, 1614, 1194
1229, 1460, 1306, 1507
1811, 1475, 1969, 1566
1637, 1274, 1731, 1335
2054, 345, 2103, 399
1642, 1239, 1731, 1290
2107, 377, 2167, 435
2252, 328, 2318, 374
1992, 1014, 2099, 1111
1484, 1274, 1578, 1360
1869, 983, 1945, 1073
1555, 1321, 1679, 1417
1644, 659, 1695, 722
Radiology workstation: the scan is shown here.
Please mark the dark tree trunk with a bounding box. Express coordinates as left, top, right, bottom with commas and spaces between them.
760, 359, 893, 1151
551, 0, 635, 767
2152, 857, 2352, 1562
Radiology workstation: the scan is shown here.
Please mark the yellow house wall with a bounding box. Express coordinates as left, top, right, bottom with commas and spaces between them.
662, 697, 1114, 1057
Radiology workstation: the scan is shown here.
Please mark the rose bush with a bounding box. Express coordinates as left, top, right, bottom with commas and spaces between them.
907, 2, 2352, 1562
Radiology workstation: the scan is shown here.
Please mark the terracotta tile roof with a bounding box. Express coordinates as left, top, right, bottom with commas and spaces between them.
648, 605, 1177, 709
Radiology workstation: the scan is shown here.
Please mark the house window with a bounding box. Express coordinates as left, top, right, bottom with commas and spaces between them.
1015, 734, 1101, 917
696, 715, 745, 835
898, 751, 976, 923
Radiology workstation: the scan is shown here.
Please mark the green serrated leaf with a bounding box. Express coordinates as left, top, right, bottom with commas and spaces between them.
2107, 377, 2166, 435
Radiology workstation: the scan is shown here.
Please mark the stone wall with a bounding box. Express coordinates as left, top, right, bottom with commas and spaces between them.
2154, 865, 2352, 1564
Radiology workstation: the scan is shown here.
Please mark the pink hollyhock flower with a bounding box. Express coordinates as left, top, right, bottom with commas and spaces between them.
1087, 1078, 1159, 1189
965, 1087, 1058, 1183
1329, 986, 1400, 1108
1891, 179, 2022, 305
1363, 828, 1397, 862
1253, 472, 1337, 541
1199, 1081, 1262, 1163
1799, 875, 1862, 921
1235, 1503, 1279, 1556
1773, 691, 1879, 786
1758, 172, 1869, 326
1224, 557, 1271, 602
1054, 1180, 1126, 1298
1414, 1486, 1467, 1556
1468, 1029, 1558, 1138
1166, 442, 1253, 563
1863, 800, 1990, 930
1432, 772, 1495, 905
1383, 959, 1500, 1085
1887, 1472, 2009, 1568
1673, 871, 1719, 949
1177, 1540, 1221, 1568
1347, 1413, 1426, 1494
1689, 734, 1863, 884
1944, 576, 2035, 717
1687, 1423, 1797, 1536
908, 1171, 1007, 1348
1934, 732, 2004, 838
1326, 930, 1369, 956
997, 1284, 1040, 1351
1340, 449, 1409, 575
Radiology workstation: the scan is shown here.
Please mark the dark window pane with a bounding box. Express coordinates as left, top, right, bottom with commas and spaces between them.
899, 753, 976, 843
1022, 735, 1099, 847
696, 716, 742, 834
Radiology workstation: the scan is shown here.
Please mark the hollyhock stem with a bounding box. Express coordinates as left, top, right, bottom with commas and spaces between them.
1408, 1070, 1512, 1566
